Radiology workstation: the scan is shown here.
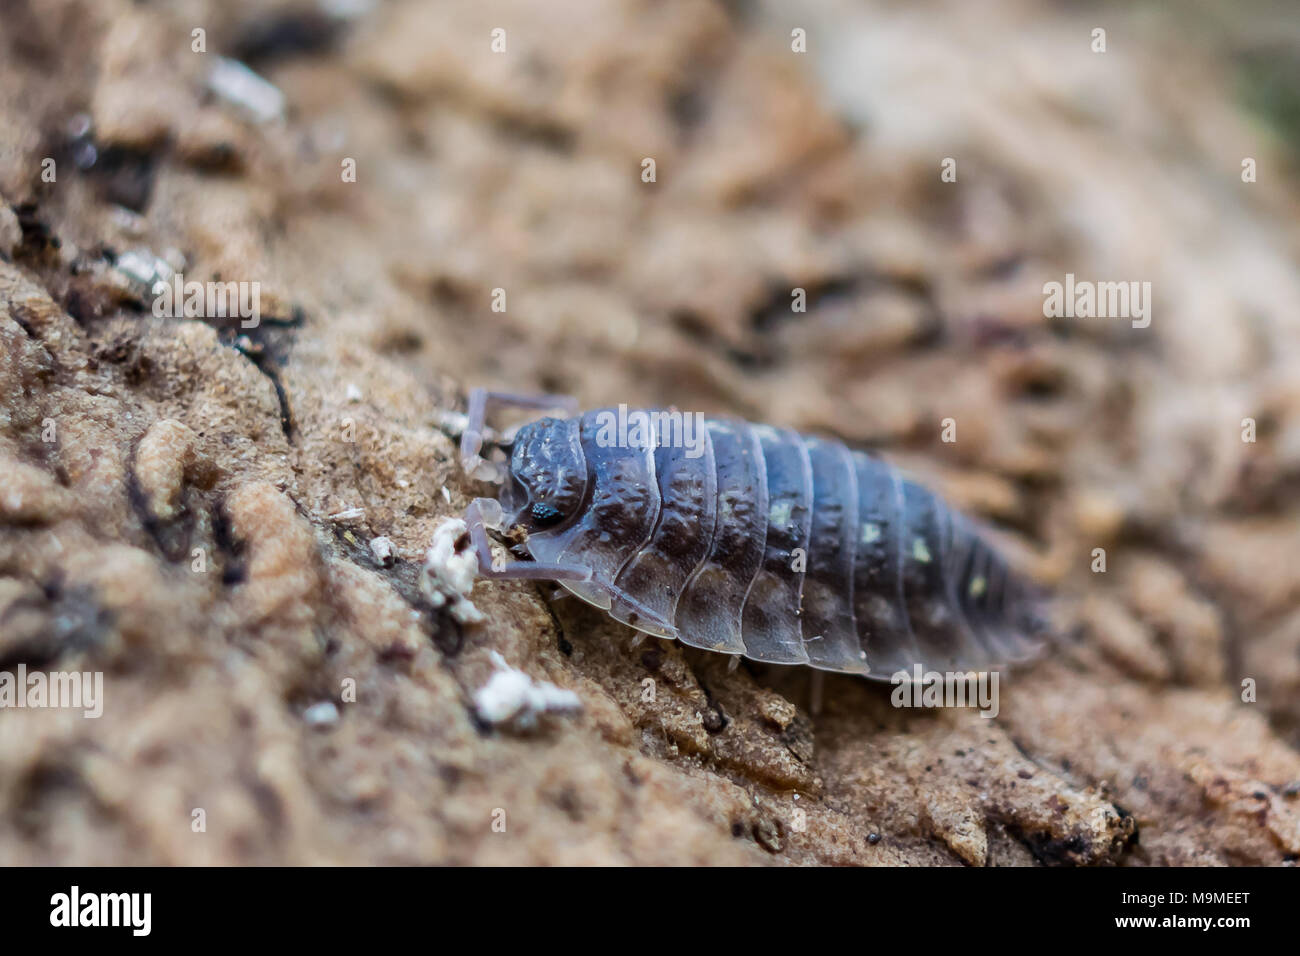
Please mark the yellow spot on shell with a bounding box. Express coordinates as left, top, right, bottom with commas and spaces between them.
912, 537, 932, 563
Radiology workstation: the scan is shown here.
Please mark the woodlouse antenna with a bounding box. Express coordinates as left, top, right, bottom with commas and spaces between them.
464, 498, 593, 582
460, 388, 580, 481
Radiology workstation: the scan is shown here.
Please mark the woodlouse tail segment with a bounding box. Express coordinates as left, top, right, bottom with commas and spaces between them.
460, 388, 580, 480
897, 481, 972, 671
945, 512, 1010, 666
947, 509, 1053, 664
1003, 575, 1054, 659
979, 551, 1040, 662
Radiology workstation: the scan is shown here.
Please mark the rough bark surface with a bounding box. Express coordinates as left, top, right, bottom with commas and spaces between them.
1, 0, 1299, 865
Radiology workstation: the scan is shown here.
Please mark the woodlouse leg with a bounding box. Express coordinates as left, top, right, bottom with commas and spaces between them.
809, 670, 825, 717
460, 388, 580, 476
465, 499, 592, 582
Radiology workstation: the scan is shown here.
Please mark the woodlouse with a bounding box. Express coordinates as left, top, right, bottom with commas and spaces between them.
460, 389, 1048, 678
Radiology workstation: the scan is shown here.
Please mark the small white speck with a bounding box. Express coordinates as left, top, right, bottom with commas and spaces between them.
435, 410, 469, 435
329, 506, 366, 521
303, 701, 339, 727
208, 57, 286, 124
369, 535, 395, 566
115, 247, 174, 295
345, 383, 363, 403
473, 651, 581, 731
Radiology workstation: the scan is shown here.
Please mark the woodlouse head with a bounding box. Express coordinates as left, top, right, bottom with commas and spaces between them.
502, 417, 588, 536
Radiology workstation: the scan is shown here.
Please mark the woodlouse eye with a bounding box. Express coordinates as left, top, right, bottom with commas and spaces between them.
529, 502, 565, 528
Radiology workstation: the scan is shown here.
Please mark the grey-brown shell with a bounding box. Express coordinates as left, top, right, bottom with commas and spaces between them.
501, 409, 1047, 678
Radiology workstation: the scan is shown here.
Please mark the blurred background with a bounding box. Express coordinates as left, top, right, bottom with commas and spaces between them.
1, 0, 1299, 864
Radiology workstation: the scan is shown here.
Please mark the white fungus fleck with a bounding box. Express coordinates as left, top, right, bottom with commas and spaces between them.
368, 535, 395, 567
473, 651, 582, 731
420, 517, 484, 624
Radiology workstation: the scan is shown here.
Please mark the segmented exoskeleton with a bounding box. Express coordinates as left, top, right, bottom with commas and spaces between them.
461, 390, 1047, 678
